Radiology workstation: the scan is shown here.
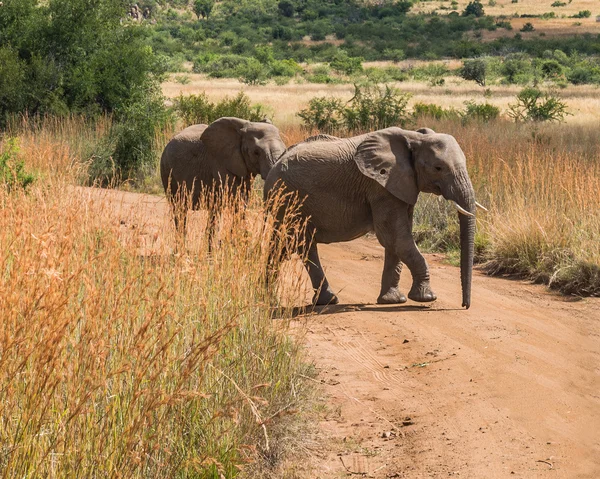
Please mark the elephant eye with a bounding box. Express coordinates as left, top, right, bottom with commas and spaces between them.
435, 166, 442, 171
254, 149, 261, 156
380, 168, 386, 175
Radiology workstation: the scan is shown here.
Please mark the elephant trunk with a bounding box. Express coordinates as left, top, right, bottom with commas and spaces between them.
446, 169, 476, 309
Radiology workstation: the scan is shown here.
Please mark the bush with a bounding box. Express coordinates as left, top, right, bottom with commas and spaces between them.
0, 138, 35, 191
298, 84, 411, 133
88, 86, 173, 185
460, 59, 488, 86
571, 10, 591, 19
463, 1, 485, 17
173, 91, 270, 126
238, 58, 269, 85
462, 101, 500, 123
508, 87, 570, 122
551, 1, 566, 6
412, 103, 461, 120
540, 60, 563, 79
567, 65, 600, 85
521, 22, 535, 32
330, 53, 364, 75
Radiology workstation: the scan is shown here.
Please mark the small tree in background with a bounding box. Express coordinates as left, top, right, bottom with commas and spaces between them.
460, 59, 488, 86
194, 0, 214, 19
463, 1, 485, 17
278, 0, 295, 17
508, 88, 570, 122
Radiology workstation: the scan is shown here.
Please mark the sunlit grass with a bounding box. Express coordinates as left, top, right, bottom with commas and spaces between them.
0, 126, 315, 477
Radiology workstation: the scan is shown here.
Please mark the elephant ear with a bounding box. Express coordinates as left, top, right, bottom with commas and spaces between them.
200, 117, 250, 178
417, 127, 435, 135
354, 128, 419, 205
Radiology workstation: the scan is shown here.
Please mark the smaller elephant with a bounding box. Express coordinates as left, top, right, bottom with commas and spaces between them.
160, 117, 286, 240
265, 127, 485, 309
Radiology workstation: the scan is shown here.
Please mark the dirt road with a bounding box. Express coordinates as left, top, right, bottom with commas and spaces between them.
304, 238, 600, 478
92, 188, 600, 478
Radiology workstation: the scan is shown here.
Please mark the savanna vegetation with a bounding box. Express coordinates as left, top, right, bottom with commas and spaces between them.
1, 0, 600, 476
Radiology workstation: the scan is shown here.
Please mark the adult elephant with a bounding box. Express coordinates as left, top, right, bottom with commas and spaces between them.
160, 117, 286, 239
265, 127, 485, 309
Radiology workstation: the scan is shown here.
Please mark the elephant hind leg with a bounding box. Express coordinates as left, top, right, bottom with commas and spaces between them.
377, 249, 407, 304
305, 243, 338, 306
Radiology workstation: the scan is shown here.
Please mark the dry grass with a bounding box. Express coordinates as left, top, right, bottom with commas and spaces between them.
0, 126, 317, 477
162, 75, 600, 127
413, 0, 599, 17
410, 119, 600, 294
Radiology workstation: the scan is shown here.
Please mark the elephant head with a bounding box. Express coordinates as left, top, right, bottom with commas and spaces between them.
354, 127, 477, 309
200, 117, 286, 181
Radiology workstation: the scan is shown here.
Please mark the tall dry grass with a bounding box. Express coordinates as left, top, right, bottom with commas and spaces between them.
0, 125, 314, 477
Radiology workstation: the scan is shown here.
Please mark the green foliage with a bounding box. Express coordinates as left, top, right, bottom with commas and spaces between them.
460, 59, 488, 86
193, 0, 214, 19
571, 10, 591, 19
462, 101, 500, 123
521, 22, 535, 32
238, 58, 269, 85
298, 84, 411, 133
463, 1, 485, 17
551, 1, 566, 6
508, 88, 570, 122
0, 138, 35, 192
0, 0, 162, 126
88, 86, 173, 185
330, 53, 364, 75
540, 60, 563, 79
297, 97, 344, 133
173, 91, 270, 126
412, 103, 461, 121
278, 0, 295, 17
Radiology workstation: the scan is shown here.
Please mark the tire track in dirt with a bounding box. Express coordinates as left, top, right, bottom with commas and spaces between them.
299, 237, 600, 478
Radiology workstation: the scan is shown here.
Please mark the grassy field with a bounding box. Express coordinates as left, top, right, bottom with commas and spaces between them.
0, 119, 316, 477
162, 75, 600, 127
410, 0, 600, 39
1, 73, 599, 477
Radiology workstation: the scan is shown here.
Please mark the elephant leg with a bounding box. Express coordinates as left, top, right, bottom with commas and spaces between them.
374, 200, 436, 303
206, 207, 218, 253
305, 243, 338, 306
377, 249, 407, 304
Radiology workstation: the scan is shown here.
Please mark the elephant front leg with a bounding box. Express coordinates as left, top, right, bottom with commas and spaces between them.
305, 243, 339, 306
377, 249, 407, 304
395, 238, 436, 303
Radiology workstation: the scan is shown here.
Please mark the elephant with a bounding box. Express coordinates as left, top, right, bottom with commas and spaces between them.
265, 127, 484, 309
160, 117, 287, 240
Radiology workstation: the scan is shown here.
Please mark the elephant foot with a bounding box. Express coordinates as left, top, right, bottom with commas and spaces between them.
377, 288, 407, 304
313, 288, 339, 306
408, 282, 437, 303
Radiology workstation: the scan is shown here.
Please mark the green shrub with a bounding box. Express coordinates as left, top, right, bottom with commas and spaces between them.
507, 87, 570, 122
238, 58, 269, 85
463, 1, 485, 17
270, 59, 303, 78
540, 60, 563, 79
412, 103, 461, 120
571, 10, 591, 19
460, 59, 488, 86
173, 91, 270, 126
330, 53, 364, 75
88, 86, 173, 185
0, 138, 35, 191
551, 1, 566, 6
298, 84, 411, 133
462, 100, 500, 123
567, 65, 600, 85
521, 22, 535, 32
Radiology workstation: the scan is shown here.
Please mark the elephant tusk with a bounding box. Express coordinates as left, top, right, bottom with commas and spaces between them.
453, 202, 475, 217
476, 202, 488, 212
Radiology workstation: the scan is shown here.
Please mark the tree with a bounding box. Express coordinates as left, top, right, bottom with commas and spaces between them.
460, 59, 487, 86
194, 0, 214, 19
278, 0, 294, 17
463, 1, 485, 17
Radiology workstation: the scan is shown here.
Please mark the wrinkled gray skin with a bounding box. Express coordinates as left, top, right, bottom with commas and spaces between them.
160, 117, 286, 235
265, 127, 477, 309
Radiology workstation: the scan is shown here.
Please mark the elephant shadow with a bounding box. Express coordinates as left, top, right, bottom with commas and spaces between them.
270, 302, 462, 320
